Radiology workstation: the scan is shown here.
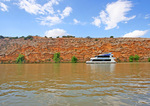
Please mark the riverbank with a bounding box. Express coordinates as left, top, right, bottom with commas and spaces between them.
0, 61, 150, 64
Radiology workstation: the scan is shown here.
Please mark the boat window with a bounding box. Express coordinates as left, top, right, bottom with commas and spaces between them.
92, 59, 111, 61
97, 56, 110, 58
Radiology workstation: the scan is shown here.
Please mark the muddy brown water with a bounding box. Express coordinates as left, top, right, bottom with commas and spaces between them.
0, 63, 150, 106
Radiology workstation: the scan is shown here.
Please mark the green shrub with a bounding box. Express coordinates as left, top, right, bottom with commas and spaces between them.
0, 35, 4, 39
16, 54, 25, 64
129, 55, 140, 62
1, 61, 3, 64
53, 53, 60, 63
71, 56, 78, 63
9, 37, 18, 39
62, 35, 75, 38
48, 58, 51, 61
148, 58, 150, 62
95, 39, 98, 41
117, 58, 121, 62
86, 36, 91, 38
110, 36, 114, 38
8, 60, 11, 64
129, 55, 134, 62
24, 35, 33, 40
134, 54, 140, 61
20, 36, 24, 38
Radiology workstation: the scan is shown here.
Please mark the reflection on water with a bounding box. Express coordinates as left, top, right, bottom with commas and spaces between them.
87, 64, 116, 72
0, 63, 150, 106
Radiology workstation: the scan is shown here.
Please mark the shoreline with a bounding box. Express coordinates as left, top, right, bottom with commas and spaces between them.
0, 61, 150, 65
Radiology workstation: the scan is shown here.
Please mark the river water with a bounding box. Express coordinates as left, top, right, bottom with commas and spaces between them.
0, 63, 150, 106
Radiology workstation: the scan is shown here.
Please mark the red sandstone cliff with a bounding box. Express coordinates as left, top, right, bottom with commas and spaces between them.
0, 37, 150, 63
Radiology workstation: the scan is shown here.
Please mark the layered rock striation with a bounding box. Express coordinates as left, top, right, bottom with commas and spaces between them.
0, 37, 150, 63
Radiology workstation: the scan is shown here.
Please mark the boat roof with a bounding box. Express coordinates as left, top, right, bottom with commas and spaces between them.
96, 53, 112, 57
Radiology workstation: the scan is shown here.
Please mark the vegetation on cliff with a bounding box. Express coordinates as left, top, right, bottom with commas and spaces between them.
0, 35, 19, 39
71, 56, 78, 63
24, 35, 33, 40
0, 35, 4, 39
129, 56, 134, 62
0, 35, 34, 40
110, 36, 114, 38
129, 55, 140, 62
16, 54, 25, 64
62, 35, 75, 38
134, 55, 140, 62
148, 58, 150, 62
53, 53, 60, 63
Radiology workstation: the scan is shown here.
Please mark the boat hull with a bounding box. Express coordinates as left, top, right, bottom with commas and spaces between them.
86, 61, 116, 64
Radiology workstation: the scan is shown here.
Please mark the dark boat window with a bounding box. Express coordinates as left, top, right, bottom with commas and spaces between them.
92, 59, 111, 61
95, 56, 110, 58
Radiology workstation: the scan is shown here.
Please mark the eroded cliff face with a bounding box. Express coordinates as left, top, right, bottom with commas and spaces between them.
0, 37, 150, 63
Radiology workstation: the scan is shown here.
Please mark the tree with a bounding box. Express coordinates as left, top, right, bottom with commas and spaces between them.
0, 35, 4, 39
62, 35, 75, 38
110, 36, 114, 38
24, 35, 33, 40
134, 54, 140, 61
53, 53, 60, 63
86, 36, 91, 39
20, 36, 24, 38
148, 58, 150, 62
9, 36, 18, 39
95, 39, 98, 41
129, 55, 140, 62
16, 54, 25, 63
129, 55, 134, 62
71, 56, 78, 63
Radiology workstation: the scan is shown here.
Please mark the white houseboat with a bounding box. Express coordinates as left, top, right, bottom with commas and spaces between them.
86, 53, 116, 64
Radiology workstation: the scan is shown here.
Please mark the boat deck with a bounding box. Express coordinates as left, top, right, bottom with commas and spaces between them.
86, 61, 116, 64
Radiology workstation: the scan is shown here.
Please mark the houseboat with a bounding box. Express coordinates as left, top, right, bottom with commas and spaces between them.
86, 53, 116, 64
